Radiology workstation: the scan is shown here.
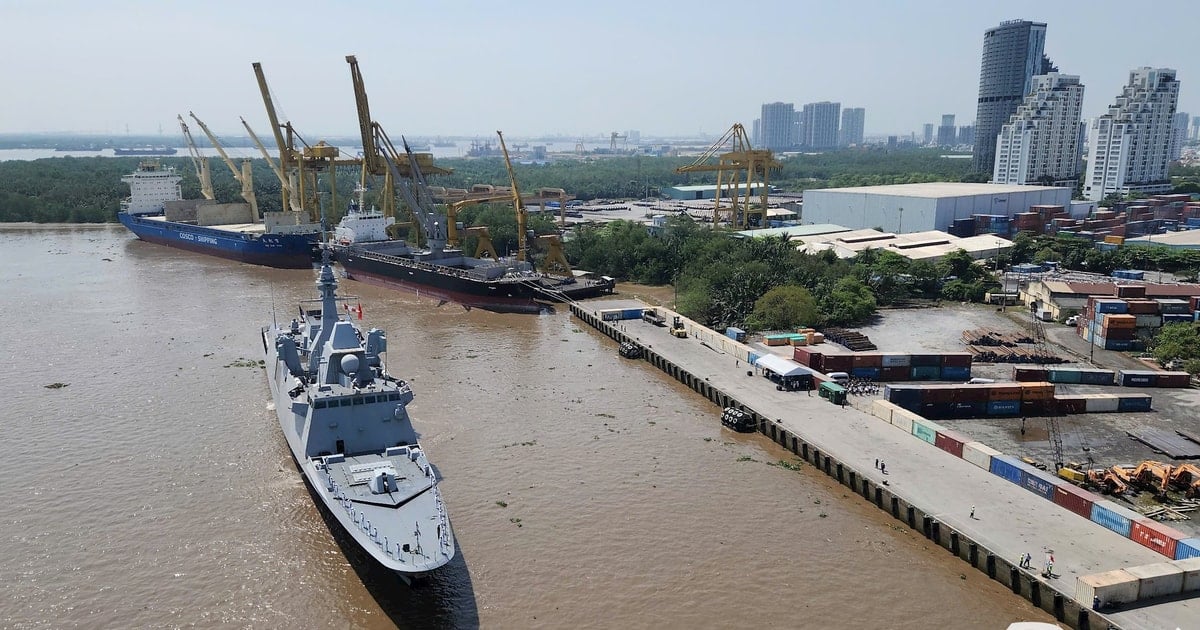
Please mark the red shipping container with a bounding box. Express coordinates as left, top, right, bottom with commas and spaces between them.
1013, 367, 1048, 381
822, 354, 853, 373
989, 385, 1024, 401
793, 347, 820, 367
954, 385, 991, 403
934, 430, 967, 458
1101, 326, 1135, 340
852, 353, 883, 368
1124, 299, 1158, 314
1158, 372, 1192, 388
1053, 484, 1098, 518
922, 385, 956, 404
1054, 396, 1087, 414
880, 366, 909, 381
1130, 520, 1187, 558
940, 353, 973, 368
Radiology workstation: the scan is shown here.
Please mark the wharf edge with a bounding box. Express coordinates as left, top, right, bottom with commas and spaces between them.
571, 302, 1120, 630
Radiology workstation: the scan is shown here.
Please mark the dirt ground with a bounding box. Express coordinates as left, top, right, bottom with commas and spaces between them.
841, 303, 1200, 535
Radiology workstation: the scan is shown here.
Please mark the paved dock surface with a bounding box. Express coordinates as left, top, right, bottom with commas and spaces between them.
593, 307, 1199, 630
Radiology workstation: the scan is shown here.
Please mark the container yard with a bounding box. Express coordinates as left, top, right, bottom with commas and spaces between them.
572, 299, 1200, 629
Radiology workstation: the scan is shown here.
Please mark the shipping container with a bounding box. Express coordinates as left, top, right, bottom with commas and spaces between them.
1131, 520, 1188, 560
1075, 570, 1141, 606
1125, 299, 1159, 314
890, 408, 916, 433
822, 354, 853, 373
989, 455, 1026, 485
879, 365, 909, 381
1125, 563, 1185, 598
884, 384, 922, 410
1119, 370, 1158, 387
763, 334, 792, 346
1117, 395, 1153, 412
1176, 557, 1200, 592
1158, 372, 1193, 388
1094, 299, 1129, 314
910, 417, 941, 444
939, 366, 972, 381
1078, 369, 1116, 386
961, 441, 1000, 470
1177, 539, 1200, 561
619, 308, 644, 320
1054, 395, 1088, 414
1134, 314, 1163, 328
986, 400, 1021, 416
1020, 468, 1063, 500
988, 384, 1024, 401
1156, 299, 1191, 314
1163, 313, 1195, 323
934, 429, 968, 457
850, 367, 881, 381
1019, 382, 1055, 401
1053, 483, 1098, 518
725, 326, 746, 341
1012, 367, 1048, 381
870, 399, 895, 424
1103, 314, 1137, 328
852, 353, 882, 368
941, 353, 973, 368
1047, 368, 1082, 384
909, 365, 941, 381
880, 353, 911, 367
909, 354, 941, 367
1091, 500, 1137, 537
793, 346, 820, 367
1084, 394, 1120, 413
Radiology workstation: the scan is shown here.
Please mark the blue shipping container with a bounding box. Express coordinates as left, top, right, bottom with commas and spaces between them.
1079, 370, 1116, 386
940, 366, 972, 381
1103, 339, 1134, 351
1020, 469, 1061, 500
910, 365, 941, 380
950, 401, 985, 418
1090, 503, 1133, 537
911, 420, 937, 444
619, 308, 644, 320
1117, 396, 1152, 412
989, 455, 1024, 484
1176, 538, 1200, 560
1095, 300, 1129, 314
986, 400, 1021, 416
1047, 369, 1082, 384
851, 367, 881, 380
1118, 371, 1156, 387
887, 387, 922, 409
748, 352, 760, 364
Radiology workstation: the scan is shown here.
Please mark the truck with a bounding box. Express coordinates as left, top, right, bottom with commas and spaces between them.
642, 308, 666, 327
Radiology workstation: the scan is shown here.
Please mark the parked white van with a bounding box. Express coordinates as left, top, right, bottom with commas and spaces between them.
827, 372, 850, 386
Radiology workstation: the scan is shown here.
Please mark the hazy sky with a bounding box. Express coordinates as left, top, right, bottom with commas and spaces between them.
2, 0, 1196, 139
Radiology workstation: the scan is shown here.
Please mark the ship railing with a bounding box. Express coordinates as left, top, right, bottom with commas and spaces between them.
351, 247, 501, 282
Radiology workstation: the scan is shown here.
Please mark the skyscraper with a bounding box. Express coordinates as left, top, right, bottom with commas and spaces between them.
937, 114, 957, 146
958, 125, 975, 146
839, 107, 865, 147
800, 102, 841, 149
1168, 111, 1189, 160
922, 123, 935, 146
972, 20, 1054, 173
1083, 67, 1180, 201
1192, 115, 1200, 141
760, 102, 795, 150
992, 73, 1084, 186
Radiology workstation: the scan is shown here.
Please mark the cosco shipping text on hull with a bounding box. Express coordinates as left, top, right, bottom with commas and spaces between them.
119, 213, 319, 269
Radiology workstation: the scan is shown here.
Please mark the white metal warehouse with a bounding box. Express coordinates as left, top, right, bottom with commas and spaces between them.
801, 182, 1072, 233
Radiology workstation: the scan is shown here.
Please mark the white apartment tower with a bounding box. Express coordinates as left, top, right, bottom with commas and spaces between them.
1168, 111, 1189, 160
760, 102, 796, 150
992, 73, 1084, 186
839, 107, 865, 146
1083, 67, 1180, 201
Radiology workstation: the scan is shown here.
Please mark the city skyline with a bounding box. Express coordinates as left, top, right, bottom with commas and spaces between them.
0, 1, 1197, 139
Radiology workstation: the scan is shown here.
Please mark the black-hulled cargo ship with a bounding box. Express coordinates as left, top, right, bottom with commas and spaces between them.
336, 241, 614, 314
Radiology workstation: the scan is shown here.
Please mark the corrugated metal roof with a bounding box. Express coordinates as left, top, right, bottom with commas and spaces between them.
808, 182, 1068, 198
732, 224, 852, 239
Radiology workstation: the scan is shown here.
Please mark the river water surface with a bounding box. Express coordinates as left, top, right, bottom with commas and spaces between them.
0, 225, 1053, 628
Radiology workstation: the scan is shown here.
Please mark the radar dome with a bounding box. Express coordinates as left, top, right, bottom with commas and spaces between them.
340, 354, 360, 376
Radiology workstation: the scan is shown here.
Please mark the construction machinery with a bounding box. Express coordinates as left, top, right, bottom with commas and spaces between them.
177, 115, 214, 201
670, 316, 687, 338
1086, 467, 1129, 495
1169, 463, 1200, 498
188, 111, 259, 221
675, 123, 780, 230
497, 130, 574, 277
1131, 461, 1173, 499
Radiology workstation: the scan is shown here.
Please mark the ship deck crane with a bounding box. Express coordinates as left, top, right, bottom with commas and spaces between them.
189, 111, 259, 222
375, 127, 445, 250
675, 123, 779, 230
178, 115, 214, 201
240, 116, 296, 210
498, 131, 573, 276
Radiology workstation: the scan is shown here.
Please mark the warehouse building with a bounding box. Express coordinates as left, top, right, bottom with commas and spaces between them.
794, 229, 1012, 263
662, 183, 770, 200
801, 182, 1072, 233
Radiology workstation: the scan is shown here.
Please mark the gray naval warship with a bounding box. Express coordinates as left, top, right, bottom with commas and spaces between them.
262, 254, 455, 578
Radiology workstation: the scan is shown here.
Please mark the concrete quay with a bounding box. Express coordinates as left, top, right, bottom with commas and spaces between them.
573, 302, 1199, 630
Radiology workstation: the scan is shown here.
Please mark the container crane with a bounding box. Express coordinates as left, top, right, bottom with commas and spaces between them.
189, 112, 259, 222
497, 131, 573, 276
178, 115, 214, 201
675, 123, 779, 230
496, 130, 528, 262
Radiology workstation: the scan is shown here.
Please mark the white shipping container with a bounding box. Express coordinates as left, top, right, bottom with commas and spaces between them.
1075, 570, 1141, 606
1084, 394, 1120, 413
1125, 563, 1185, 599
1174, 557, 1200, 592
890, 409, 916, 433
962, 441, 1001, 471
880, 353, 911, 367
870, 399, 894, 423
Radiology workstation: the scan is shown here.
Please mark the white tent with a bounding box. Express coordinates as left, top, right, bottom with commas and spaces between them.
753, 354, 813, 378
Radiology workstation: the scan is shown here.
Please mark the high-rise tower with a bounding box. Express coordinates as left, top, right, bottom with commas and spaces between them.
992, 73, 1084, 186
840, 108, 865, 147
972, 20, 1054, 173
1083, 67, 1180, 201
760, 102, 795, 150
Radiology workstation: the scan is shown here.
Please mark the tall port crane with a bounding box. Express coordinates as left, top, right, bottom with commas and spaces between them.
675, 123, 779, 229
240, 116, 295, 207
177, 115, 214, 201
609, 132, 627, 152
497, 130, 572, 276
189, 111, 259, 222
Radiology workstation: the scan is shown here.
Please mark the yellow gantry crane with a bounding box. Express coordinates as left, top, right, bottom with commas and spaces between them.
497, 130, 572, 276
675, 123, 780, 230
188, 111, 259, 221
177, 115, 214, 200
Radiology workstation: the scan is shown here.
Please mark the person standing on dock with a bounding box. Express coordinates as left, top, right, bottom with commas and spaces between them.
880, 462, 886, 474
875, 458, 880, 470
970, 505, 976, 519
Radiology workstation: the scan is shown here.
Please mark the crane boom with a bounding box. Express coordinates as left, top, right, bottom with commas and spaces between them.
496, 130, 527, 262
189, 112, 259, 221
374, 126, 445, 249
345, 55, 382, 176
178, 115, 214, 200
252, 62, 293, 214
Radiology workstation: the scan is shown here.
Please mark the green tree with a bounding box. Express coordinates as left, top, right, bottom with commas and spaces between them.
1152, 322, 1200, 366
822, 276, 877, 323
746, 285, 821, 331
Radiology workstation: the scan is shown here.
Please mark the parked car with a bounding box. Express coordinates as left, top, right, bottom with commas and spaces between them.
1065, 315, 1079, 326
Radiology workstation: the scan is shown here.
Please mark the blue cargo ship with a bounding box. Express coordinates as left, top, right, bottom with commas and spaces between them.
117, 161, 321, 268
